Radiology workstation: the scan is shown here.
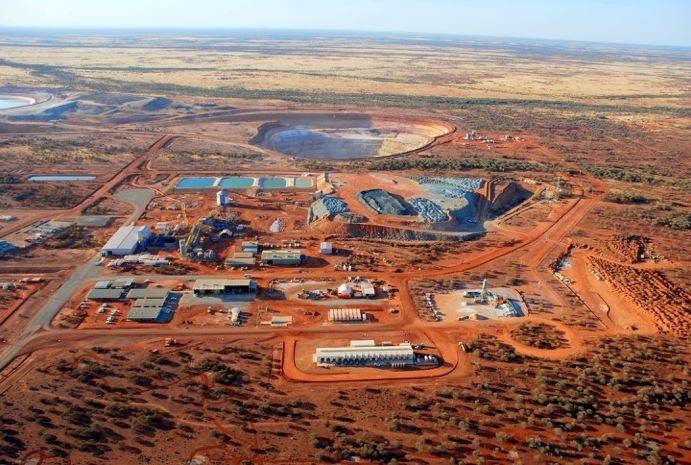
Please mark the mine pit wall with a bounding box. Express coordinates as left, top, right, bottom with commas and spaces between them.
447, 192, 480, 223
247, 113, 455, 159
248, 121, 283, 146
490, 182, 533, 215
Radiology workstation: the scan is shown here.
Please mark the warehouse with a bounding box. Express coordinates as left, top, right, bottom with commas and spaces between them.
126, 288, 170, 300
225, 251, 256, 268
101, 225, 151, 256
241, 241, 259, 254
192, 279, 257, 296
314, 341, 415, 368
260, 250, 303, 266
127, 297, 168, 322
87, 288, 126, 301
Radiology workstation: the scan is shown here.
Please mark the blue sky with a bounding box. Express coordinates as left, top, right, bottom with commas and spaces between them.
1, 0, 689, 47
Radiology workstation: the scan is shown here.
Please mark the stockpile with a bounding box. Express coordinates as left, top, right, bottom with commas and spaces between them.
357, 189, 410, 215
409, 197, 449, 222
307, 196, 349, 223
335, 212, 367, 223
414, 176, 484, 192
589, 256, 691, 336
413, 177, 483, 222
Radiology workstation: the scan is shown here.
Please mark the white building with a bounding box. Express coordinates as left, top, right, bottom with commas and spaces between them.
314, 341, 415, 367
101, 225, 151, 257
319, 242, 333, 254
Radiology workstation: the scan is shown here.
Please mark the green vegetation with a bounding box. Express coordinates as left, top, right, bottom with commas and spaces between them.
602, 190, 654, 204
0, 184, 85, 208
654, 211, 691, 230
162, 150, 262, 165
367, 156, 550, 173
2, 58, 689, 117
0, 174, 19, 184
510, 322, 568, 350
584, 165, 660, 184
43, 225, 96, 249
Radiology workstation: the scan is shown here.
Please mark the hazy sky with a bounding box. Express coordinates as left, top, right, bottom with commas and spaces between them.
1, 0, 690, 47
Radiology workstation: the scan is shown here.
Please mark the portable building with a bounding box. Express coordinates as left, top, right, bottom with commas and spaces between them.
260, 250, 302, 266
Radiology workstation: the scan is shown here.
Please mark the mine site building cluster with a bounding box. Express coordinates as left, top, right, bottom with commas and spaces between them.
192, 279, 257, 296
85, 280, 174, 322
314, 340, 416, 368
101, 225, 151, 256
337, 278, 376, 299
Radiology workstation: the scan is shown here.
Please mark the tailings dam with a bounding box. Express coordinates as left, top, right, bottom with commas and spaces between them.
250, 113, 453, 159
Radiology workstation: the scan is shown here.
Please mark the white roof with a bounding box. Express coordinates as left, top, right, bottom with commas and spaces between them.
102, 225, 149, 252
337, 283, 353, 294
316, 343, 413, 358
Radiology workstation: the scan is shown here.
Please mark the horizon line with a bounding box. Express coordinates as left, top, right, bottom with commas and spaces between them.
0, 26, 689, 49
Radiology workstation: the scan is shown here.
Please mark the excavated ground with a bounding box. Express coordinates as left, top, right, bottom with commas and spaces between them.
249, 112, 453, 159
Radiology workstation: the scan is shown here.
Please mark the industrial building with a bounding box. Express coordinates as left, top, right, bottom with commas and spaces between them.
126, 288, 170, 300
338, 278, 376, 298
241, 241, 259, 254
314, 340, 416, 368
224, 252, 256, 268
260, 249, 303, 266
192, 279, 257, 296
101, 225, 151, 256
87, 288, 126, 301
328, 308, 368, 322
127, 296, 169, 322
319, 242, 333, 254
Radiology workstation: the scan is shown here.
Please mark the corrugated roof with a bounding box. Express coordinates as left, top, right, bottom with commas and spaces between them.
224, 257, 256, 266
127, 306, 163, 320
127, 288, 170, 299
87, 288, 126, 300
102, 225, 149, 252
193, 279, 255, 290
261, 250, 302, 260
131, 297, 166, 309
111, 278, 134, 289
233, 252, 255, 258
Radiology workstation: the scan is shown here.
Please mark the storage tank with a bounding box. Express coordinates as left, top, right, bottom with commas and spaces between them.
337, 283, 353, 298
230, 307, 241, 323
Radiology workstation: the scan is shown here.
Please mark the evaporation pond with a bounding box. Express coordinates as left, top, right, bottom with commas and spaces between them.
176, 177, 216, 188
28, 175, 96, 182
258, 178, 287, 188
294, 178, 313, 188
219, 177, 255, 188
